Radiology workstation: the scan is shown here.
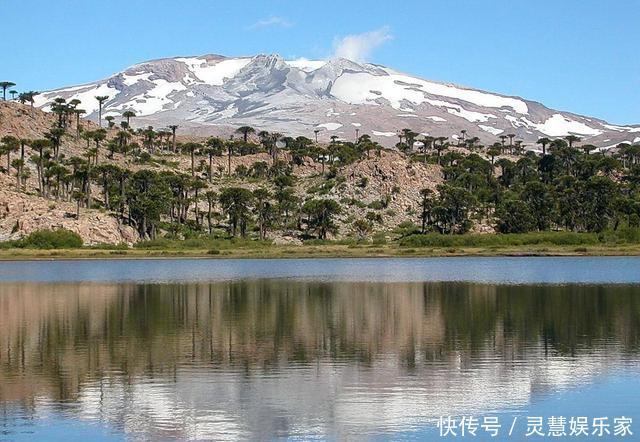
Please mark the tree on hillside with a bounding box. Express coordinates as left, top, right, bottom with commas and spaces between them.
182, 142, 201, 177
434, 137, 449, 164
204, 190, 217, 234
95, 95, 109, 127
126, 170, 171, 239
18, 91, 39, 114
11, 158, 25, 188
401, 128, 418, 150
0, 136, 19, 174
122, 110, 136, 126
253, 188, 274, 240
226, 140, 234, 175
487, 145, 501, 165
0, 82, 16, 101
459, 129, 467, 145
204, 137, 224, 182
29, 139, 51, 194
432, 184, 477, 234
219, 187, 254, 237
168, 125, 179, 152
270, 132, 283, 162
496, 199, 536, 233
507, 133, 516, 153
564, 135, 581, 149
73, 108, 86, 138
419, 188, 435, 233
90, 128, 107, 164
45, 127, 65, 160
236, 126, 255, 143
536, 137, 551, 155
303, 199, 341, 240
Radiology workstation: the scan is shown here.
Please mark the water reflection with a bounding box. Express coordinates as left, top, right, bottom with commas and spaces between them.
1, 281, 639, 439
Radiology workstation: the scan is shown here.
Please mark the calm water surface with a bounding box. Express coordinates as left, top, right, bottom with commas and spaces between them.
0, 257, 639, 441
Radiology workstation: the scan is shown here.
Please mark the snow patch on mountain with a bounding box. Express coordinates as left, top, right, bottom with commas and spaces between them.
286, 58, 326, 72
446, 107, 495, 123
176, 57, 251, 85
534, 114, 603, 137
122, 72, 154, 86
331, 71, 528, 114
478, 125, 504, 136
113, 79, 187, 116
317, 123, 343, 131
35, 83, 119, 115
372, 130, 397, 137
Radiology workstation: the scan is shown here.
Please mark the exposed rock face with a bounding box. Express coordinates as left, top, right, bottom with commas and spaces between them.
34, 53, 640, 148
331, 150, 443, 234
0, 186, 139, 245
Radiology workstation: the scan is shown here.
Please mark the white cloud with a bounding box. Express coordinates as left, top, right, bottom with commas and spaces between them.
332, 26, 392, 62
245, 16, 293, 30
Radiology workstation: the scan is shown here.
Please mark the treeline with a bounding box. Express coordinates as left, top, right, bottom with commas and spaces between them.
1, 93, 640, 244
415, 139, 640, 236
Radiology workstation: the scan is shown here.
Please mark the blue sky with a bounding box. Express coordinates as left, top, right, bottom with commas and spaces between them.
2, 0, 638, 124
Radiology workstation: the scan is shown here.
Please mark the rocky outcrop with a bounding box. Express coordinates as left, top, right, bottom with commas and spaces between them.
0, 186, 139, 245
330, 150, 444, 234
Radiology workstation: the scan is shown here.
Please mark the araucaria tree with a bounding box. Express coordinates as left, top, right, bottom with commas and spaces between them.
0, 82, 16, 101
303, 199, 341, 240
219, 187, 254, 237
95, 95, 109, 127
235, 126, 255, 143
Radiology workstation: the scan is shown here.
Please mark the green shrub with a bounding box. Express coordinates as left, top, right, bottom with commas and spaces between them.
399, 232, 603, 248
19, 229, 83, 249
368, 200, 385, 210
135, 236, 272, 250
90, 243, 129, 250
372, 232, 387, 245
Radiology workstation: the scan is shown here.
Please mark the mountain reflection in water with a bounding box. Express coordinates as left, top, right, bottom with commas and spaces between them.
1, 280, 639, 439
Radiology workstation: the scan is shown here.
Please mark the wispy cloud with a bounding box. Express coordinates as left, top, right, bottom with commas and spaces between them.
332, 26, 393, 62
245, 16, 294, 30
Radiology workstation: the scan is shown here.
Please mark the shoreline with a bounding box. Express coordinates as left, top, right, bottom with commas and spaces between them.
1, 244, 639, 261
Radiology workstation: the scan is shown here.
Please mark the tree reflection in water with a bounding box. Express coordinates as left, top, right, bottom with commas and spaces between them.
1, 281, 639, 439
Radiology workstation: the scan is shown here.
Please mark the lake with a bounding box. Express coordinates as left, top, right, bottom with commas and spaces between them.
0, 257, 639, 441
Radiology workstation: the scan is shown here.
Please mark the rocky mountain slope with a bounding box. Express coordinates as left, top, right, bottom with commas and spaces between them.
0, 101, 445, 245
0, 103, 140, 245
34, 54, 640, 148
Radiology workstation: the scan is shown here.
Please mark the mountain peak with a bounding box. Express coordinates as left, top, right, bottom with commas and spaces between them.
33, 53, 640, 147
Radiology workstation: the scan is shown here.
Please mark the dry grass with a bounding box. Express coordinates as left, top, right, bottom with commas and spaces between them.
0, 242, 639, 261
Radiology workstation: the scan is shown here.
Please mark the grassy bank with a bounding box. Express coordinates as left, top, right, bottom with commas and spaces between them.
399, 229, 640, 248
1, 231, 640, 260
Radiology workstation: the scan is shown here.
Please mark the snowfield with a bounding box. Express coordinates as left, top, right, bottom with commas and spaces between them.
176, 57, 252, 85
533, 114, 603, 137
478, 125, 504, 136
331, 71, 528, 114
317, 123, 343, 131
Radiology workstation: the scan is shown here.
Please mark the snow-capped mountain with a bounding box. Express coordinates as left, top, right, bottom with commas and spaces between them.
35, 53, 640, 147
